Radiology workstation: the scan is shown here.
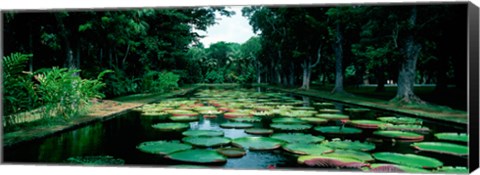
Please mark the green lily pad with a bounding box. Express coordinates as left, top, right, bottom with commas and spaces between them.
298, 155, 369, 168
169, 116, 199, 122
293, 106, 315, 110
166, 110, 199, 116
271, 133, 325, 144
348, 120, 388, 129
315, 113, 349, 120
318, 109, 341, 113
377, 116, 423, 125
324, 149, 374, 162
313, 102, 336, 108
283, 143, 333, 155
182, 130, 224, 137
137, 140, 193, 155
244, 128, 274, 135
314, 126, 362, 134
229, 117, 262, 122
434, 133, 468, 142
270, 123, 312, 131
344, 108, 371, 112
141, 112, 169, 118
220, 122, 254, 129
322, 139, 375, 151
299, 117, 328, 124
411, 142, 468, 156
216, 147, 246, 158
373, 130, 424, 141
198, 110, 223, 115
152, 122, 190, 132
66, 156, 125, 165
166, 149, 227, 164
223, 112, 250, 118
435, 166, 469, 173
182, 136, 231, 147
365, 164, 431, 173
372, 152, 443, 169
271, 117, 307, 124
379, 124, 430, 133
232, 136, 285, 150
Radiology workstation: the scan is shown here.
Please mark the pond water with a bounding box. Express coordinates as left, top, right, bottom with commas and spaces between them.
3, 87, 468, 172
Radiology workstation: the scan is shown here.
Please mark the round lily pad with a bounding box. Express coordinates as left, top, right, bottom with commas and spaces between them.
434, 133, 468, 142
298, 155, 369, 168
435, 166, 469, 173
379, 124, 430, 133
166, 110, 199, 116
313, 102, 336, 108
314, 126, 362, 135
270, 123, 312, 131
137, 140, 193, 155
315, 113, 349, 120
216, 147, 246, 158
182, 130, 224, 137
271, 133, 325, 144
344, 108, 371, 113
365, 164, 430, 173
229, 117, 262, 122
66, 156, 125, 165
198, 110, 223, 115
166, 149, 227, 164
318, 109, 341, 113
244, 128, 274, 135
141, 112, 169, 118
372, 152, 443, 169
283, 143, 333, 155
223, 112, 250, 118
182, 136, 231, 147
152, 122, 190, 132
322, 140, 376, 151
299, 117, 328, 124
411, 142, 468, 156
220, 122, 254, 129
232, 137, 285, 150
169, 116, 199, 122
271, 117, 307, 124
293, 106, 315, 110
348, 120, 388, 129
324, 149, 374, 162
377, 116, 423, 125
373, 130, 424, 141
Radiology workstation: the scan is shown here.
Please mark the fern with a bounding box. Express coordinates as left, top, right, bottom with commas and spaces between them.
2, 53, 32, 77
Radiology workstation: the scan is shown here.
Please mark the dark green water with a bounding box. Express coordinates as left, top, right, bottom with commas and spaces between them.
3, 88, 468, 170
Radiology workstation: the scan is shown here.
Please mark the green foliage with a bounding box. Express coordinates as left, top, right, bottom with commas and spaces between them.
141, 70, 180, 93
104, 66, 141, 96
204, 70, 224, 83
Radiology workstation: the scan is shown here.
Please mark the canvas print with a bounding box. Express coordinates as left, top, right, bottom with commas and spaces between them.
1, 3, 475, 174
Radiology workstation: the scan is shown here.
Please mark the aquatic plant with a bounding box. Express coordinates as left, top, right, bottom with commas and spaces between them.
136, 140, 193, 155
372, 152, 443, 169
282, 143, 333, 155
322, 139, 376, 151
182, 130, 224, 137
244, 128, 274, 135
165, 149, 227, 164
434, 132, 468, 142
152, 122, 190, 132
411, 142, 468, 156
219, 122, 254, 129
271, 133, 325, 144
182, 136, 231, 147
232, 136, 285, 150
66, 155, 125, 165
298, 155, 370, 168
270, 123, 312, 131
216, 147, 247, 158
314, 126, 362, 135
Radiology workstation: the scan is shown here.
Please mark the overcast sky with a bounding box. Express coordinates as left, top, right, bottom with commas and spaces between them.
196, 6, 257, 48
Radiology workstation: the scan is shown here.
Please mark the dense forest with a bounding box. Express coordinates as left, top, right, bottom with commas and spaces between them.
2, 4, 468, 118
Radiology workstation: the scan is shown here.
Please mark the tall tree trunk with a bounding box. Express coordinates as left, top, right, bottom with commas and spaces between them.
332, 23, 345, 94
391, 6, 424, 104
55, 14, 77, 73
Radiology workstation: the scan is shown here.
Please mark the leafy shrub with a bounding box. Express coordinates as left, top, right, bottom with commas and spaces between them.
204, 70, 224, 83
104, 66, 140, 96
141, 70, 180, 93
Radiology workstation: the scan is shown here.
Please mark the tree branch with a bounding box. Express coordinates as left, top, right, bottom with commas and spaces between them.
310, 46, 322, 68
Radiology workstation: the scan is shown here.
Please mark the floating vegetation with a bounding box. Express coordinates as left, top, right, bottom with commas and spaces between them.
314, 126, 362, 135
377, 116, 423, 125
216, 147, 247, 158
411, 142, 468, 156
232, 137, 285, 150
166, 149, 227, 164
344, 108, 371, 113
372, 152, 443, 169
223, 112, 251, 118
313, 102, 336, 108
322, 139, 375, 151
229, 117, 262, 123
348, 120, 388, 129
66, 156, 125, 165
298, 155, 369, 168
137, 140, 192, 155
324, 149, 374, 162
298, 117, 328, 124
271, 117, 307, 124
182, 130, 224, 137
270, 123, 312, 131
271, 133, 325, 144
434, 132, 468, 142
152, 122, 190, 132
379, 124, 431, 134
373, 130, 424, 142
364, 164, 430, 173
141, 112, 169, 117
282, 143, 333, 155
182, 136, 231, 147
169, 116, 199, 122
219, 122, 254, 129
434, 166, 469, 173
318, 109, 341, 113
315, 113, 349, 121
244, 128, 274, 135
166, 110, 199, 116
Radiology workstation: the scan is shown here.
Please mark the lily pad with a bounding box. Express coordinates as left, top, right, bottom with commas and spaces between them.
365, 164, 430, 173
435, 166, 469, 173
229, 117, 262, 122
271, 117, 307, 124
216, 147, 247, 158
283, 143, 333, 155
66, 156, 125, 165
318, 109, 341, 113
244, 128, 274, 135
299, 117, 328, 124
152, 122, 190, 132
137, 140, 193, 155
377, 116, 423, 125
293, 106, 315, 110
348, 120, 388, 129
166, 110, 199, 116
315, 113, 349, 120
166, 149, 227, 164
223, 112, 250, 118
324, 149, 374, 162
379, 124, 430, 133
271, 133, 325, 144
270, 123, 312, 131
182, 136, 231, 147
314, 126, 362, 135
322, 140, 376, 151
298, 155, 369, 168
141, 112, 169, 118
169, 116, 199, 122
344, 108, 371, 113
313, 102, 336, 108
182, 130, 224, 137
434, 133, 468, 142
372, 152, 443, 169
411, 142, 468, 156
232, 136, 285, 150
373, 130, 424, 141
220, 122, 254, 129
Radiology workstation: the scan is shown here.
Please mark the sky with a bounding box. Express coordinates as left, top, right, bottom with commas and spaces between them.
195, 6, 257, 48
